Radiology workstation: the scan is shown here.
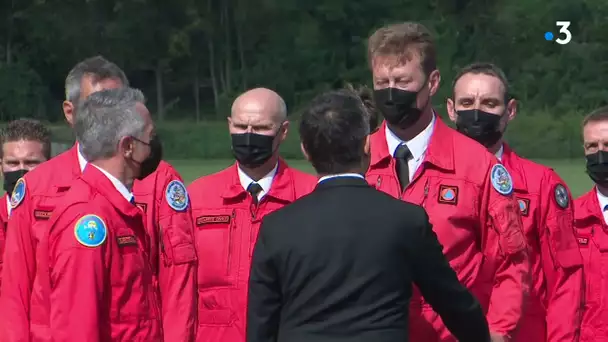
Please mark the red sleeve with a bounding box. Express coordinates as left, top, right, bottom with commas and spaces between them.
0, 189, 36, 341
482, 164, 530, 340
539, 171, 584, 342
157, 171, 197, 341
48, 208, 108, 342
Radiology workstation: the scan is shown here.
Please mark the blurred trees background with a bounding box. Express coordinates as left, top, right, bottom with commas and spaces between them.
0, 0, 606, 158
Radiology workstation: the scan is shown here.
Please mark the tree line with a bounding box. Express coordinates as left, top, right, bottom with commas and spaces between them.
0, 0, 606, 123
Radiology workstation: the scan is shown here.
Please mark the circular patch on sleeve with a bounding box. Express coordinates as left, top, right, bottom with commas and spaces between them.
490, 164, 513, 196
10, 178, 26, 209
554, 184, 569, 209
165, 180, 189, 211
74, 215, 107, 247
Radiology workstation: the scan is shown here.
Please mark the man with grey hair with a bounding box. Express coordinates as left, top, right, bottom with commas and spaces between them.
38, 87, 162, 340
0, 57, 197, 342
188, 87, 316, 342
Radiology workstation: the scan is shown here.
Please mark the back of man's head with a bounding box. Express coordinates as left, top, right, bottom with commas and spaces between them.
75, 87, 146, 162
299, 89, 370, 175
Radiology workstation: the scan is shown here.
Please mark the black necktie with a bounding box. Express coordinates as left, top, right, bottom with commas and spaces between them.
130, 197, 136, 205
247, 182, 263, 205
394, 144, 412, 191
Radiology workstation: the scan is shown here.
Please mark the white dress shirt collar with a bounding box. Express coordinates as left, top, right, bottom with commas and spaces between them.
238, 163, 279, 201
318, 173, 364, 183
91, 164, 134, 203
77, 143, 87, 172
495, 144, 504, 161
6, 195, 10, 215
385, 114, 436, 161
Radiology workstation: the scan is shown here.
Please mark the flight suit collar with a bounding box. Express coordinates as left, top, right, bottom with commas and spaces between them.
576, 187, 603, 221
498, 144, 528, 192
222, 158, 297, 203
55, 144, 87, 191
369, 116, 454, 172
80, 165, 141, 218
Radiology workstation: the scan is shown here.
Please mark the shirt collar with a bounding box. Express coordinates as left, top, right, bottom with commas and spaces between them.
596, 187, 608, 213
77, 143, 87, 172
238, 163, 279, 194
385, 114, 436, 160
318, 173, 364, 183
90, 164, 134, 203
495, 144, 504, 161
6, 195, 10, 215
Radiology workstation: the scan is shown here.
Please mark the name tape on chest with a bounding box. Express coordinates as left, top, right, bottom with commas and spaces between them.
74, 214, 107, 248
517, 198, 530, 216
165, 180, 189, 211
553, 184, 569, 209
577, 237, 589, 245
437, 185, 459, 205
10, 178, 26, 209
490, 164, 513, 196
196, 215, 231, 226
34, 209, 52, 220
116, 235, 137, 247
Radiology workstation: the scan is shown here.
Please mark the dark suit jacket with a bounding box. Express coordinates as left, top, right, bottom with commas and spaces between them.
246, 176, 490, 342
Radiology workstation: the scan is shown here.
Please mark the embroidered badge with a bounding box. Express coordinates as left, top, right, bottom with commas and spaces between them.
33, 209, 52, 220
577, 237, 589, 245
116, 235, 137, 247
517, 198, 530, 216
490, 164, 513, 195
165, 180, 188, 211
10, 178, 26, 209
135, 202, 147, 213
196, 215, 231, 226
554, 184, 569, 209
438, 185, 458, 205
74, 215, 107, 247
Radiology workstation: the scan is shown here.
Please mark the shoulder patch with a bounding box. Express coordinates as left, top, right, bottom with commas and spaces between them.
490, 164, 513, 196
74, 215, 107, 247
165, 180, 189, 211
10, 177, 26, 209
554, 184, 569, 209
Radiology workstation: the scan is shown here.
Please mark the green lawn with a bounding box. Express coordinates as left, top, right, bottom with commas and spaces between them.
171, 158, 593, 198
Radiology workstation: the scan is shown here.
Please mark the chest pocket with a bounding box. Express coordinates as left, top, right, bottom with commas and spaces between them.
32, 196, 58, 245
576, 222, 608, 309
194, 208, 241, 289
110, 226, 154, 320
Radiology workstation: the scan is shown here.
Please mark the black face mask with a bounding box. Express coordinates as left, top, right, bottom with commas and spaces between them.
136, 135, 163, 180
3, 169, 27, 194
374, 86, 427, 129
455, 109, 504, 147
586, 151, 608, 186
231, 133, 276, 168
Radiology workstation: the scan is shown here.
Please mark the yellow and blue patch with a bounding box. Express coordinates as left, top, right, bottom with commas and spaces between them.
10, 177, 26, 209
490, 164, 513, 196
74, 214, 107, 247
166, 180, 189, 211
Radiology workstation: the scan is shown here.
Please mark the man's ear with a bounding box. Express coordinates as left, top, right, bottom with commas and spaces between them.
119, 136, 134, 158
300, 142, 311, 162
446, 97, 457, 122
63, 101, 74, 126
279, 121, 289, 143
363, 135, 371, 155
506, 98, 518, 122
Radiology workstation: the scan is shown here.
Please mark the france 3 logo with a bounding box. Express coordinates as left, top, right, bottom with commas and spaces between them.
544, 21, 572, 45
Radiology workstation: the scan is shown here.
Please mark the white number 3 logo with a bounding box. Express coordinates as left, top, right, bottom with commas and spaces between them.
555, 21, 572, 45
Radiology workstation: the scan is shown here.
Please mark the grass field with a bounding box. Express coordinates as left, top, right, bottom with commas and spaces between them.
171, 158, 593, 198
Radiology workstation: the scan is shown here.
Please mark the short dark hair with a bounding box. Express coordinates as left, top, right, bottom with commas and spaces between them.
367, 22, 436, 76
344, 83, 379, 133
299, 89, 369, 174
0, 118, 51, 159
583, 106, 608, 128
65, 56, 129, 107
452, 62, 511, 101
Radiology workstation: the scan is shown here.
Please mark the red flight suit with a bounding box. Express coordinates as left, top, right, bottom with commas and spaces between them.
0, 194, 8, 291
39, 165, 162, 341
133, 161, 197, 341
366, 119, 529, 341
574, 188, 608, 342
0, 146, 197, 341
188, 160, 316, 342
501, 144, 583, 342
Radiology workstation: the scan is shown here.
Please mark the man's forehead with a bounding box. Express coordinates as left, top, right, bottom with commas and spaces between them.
373, 55, 422, 76
3, 140, 44, 157
453, 73, 505, 98
584, 121, 608, 138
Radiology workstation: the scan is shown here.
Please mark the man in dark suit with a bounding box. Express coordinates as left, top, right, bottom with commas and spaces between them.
246, 89, 491, 342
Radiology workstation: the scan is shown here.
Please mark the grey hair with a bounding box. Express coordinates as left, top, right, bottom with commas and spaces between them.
65, 56, 129, 107
74, 87, 146, 161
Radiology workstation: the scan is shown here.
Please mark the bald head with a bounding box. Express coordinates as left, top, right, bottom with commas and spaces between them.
231, 88, 287, 123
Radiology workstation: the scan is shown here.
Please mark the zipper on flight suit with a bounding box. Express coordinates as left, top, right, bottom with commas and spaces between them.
226, 209, 236, 275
